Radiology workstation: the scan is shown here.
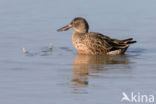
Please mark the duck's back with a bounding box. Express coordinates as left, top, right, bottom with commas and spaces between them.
72, 32, 136, 55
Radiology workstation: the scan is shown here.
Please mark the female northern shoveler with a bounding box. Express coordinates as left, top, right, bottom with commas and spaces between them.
57, 17, 136, 55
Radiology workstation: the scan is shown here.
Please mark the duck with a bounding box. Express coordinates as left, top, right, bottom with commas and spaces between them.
57, 17, 136, 55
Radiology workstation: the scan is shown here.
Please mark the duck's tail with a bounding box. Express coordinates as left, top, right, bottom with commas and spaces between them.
122, 38, 137, 44
107, 38, 136, 54
110, 38, 136, 49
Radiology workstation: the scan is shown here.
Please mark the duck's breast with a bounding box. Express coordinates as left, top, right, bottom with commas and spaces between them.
72, 32, 90, 54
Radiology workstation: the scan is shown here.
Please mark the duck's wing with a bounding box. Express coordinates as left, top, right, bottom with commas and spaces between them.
82, 32, 136, 54
81, 32, 113, 54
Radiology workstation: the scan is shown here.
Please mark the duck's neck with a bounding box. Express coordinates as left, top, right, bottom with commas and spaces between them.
75, 29, 88, 34
73, 26, 88, 33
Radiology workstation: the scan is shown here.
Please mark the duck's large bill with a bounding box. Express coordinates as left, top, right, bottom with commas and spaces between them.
57, 24, 72, 32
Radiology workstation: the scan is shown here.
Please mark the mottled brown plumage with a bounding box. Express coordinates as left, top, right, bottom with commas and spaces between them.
57, 17, 136, 55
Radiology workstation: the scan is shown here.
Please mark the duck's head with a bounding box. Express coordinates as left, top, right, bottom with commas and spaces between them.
57, 17, 89, 33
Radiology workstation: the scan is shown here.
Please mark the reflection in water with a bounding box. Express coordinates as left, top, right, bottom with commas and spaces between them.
71, 54, 131, 93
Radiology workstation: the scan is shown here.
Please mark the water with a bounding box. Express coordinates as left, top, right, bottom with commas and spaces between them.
0, 0, 156, 104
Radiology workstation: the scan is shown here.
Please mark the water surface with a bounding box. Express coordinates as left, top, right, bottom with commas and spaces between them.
0, 0, 156, 104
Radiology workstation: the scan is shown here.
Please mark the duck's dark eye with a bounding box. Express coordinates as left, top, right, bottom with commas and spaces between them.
74, 21, 80, 27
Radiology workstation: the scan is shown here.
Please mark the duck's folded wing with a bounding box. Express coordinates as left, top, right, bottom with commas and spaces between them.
95, 33, 131, 49
81, 34, 113, 53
